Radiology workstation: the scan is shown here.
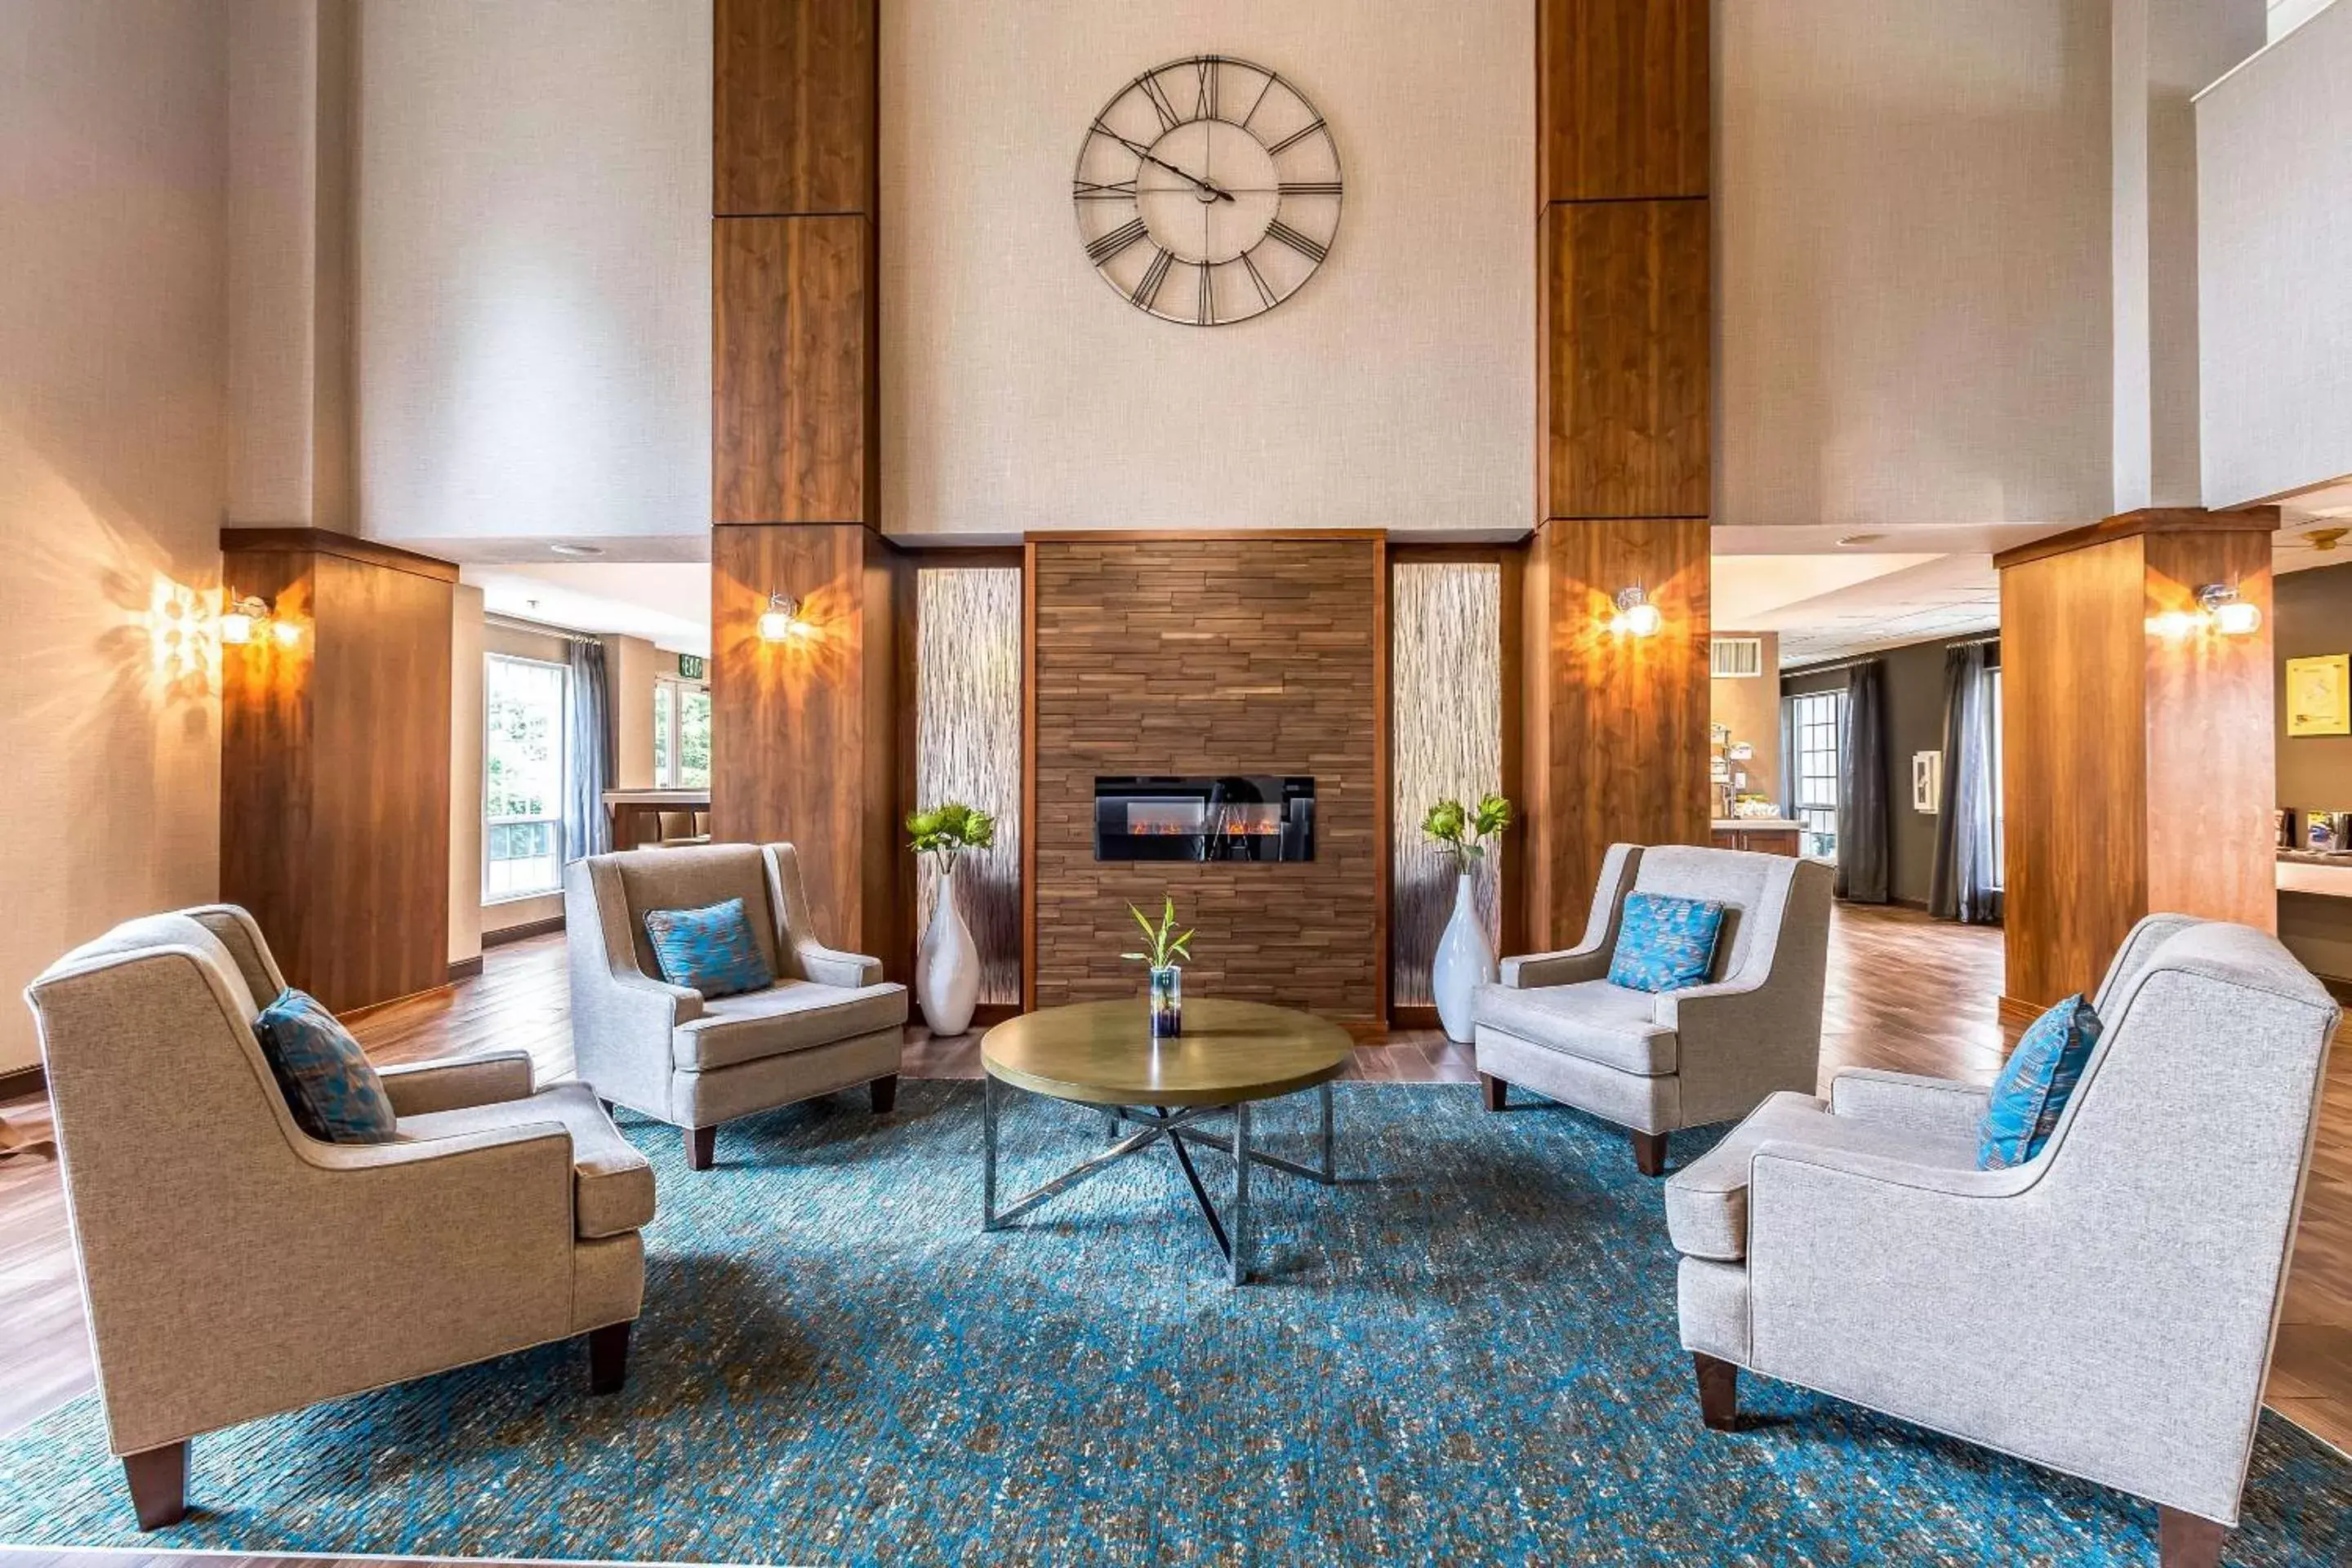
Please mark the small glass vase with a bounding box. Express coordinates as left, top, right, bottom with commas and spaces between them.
1148, 964, 1183, 1039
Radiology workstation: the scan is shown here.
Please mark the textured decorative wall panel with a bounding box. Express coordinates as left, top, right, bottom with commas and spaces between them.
915, 567, 1022, 1004
1030, 538, 1383, 1023
1390, 563, 1503, 1009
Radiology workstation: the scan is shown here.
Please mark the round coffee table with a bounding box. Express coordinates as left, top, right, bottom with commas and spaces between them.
979, 998, 1352, 1284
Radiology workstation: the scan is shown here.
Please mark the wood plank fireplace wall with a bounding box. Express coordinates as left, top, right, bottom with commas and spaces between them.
1024, 534, 1388, 1026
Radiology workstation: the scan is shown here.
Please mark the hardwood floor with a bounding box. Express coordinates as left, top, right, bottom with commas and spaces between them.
2, 903, 2347, 1502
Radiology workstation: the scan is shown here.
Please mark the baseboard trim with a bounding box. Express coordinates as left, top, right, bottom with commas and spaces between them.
447, 956, 485, 982
484, 914, 565, 947
1996, 995, 2044, 1028
1889, 895, 1930, 911
1389, 1004, 1441, 1030
0, 1063, 47, 1102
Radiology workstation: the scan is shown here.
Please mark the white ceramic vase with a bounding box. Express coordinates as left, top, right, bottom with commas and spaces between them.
1431, 868, 1495, 1045
916, 860, 981, 1037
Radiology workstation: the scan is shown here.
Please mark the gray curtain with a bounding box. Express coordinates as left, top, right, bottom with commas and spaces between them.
1929, 643, 2002, 924
564, 639, 612, 862
1836, 660, 1890, 903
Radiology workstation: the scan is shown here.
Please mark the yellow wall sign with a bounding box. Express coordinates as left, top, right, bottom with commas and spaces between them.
2286, 653, 2351, 737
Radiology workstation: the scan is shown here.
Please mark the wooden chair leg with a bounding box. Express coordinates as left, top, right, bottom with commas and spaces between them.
2158, 1507, 2226, 1568
587, 1321, 631, 1396
1632, 1129, 1668, 1177
1479, 1072, 1507, 1112
1693, 1353, 1740, 1432
870, 1073, 898, 1114
686, 1125, 716, 1170
122, 1441, 187, 1530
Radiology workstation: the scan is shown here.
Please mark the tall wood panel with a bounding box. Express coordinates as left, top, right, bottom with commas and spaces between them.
712, 216, 873, 526
1024, 535, 1388, 1027
1528, 0, 1713, 947
710, 0, 898, 974
220, 529, 454, 1013
714, 0, 875, 217
710, 523, 903, 975
1996, 508, 2279, 1010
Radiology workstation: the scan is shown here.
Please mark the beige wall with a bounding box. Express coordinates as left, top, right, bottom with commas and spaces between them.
1718, 0, 2115, 532
0, 0, 230, 1071
353, 0, 711, 559
2197, 0, 2352, 506
1710, 634, 1782, 812
880, 0, 1536, 537
604, 634, 662, 791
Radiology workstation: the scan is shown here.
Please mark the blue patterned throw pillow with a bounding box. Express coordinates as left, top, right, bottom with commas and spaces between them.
1978, 994, 2104, 1169
644, 897, 773, 999
1606, 892, 1727, 993
252, 989, 398, 1144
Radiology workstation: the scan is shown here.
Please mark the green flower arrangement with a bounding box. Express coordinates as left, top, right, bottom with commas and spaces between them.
905, 801, 996, 872
1422, 792, 1514, 875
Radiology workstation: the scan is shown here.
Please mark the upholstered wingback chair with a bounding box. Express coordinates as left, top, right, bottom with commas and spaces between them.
565, 842, 906, 1169
1473, 844, 1833, 1174
24, 906, 649, 1530
1666, 915, 2341, 1567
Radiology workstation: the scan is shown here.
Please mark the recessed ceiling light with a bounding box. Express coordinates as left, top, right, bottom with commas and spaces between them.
550, 542, 605, 558
1835, 533, 1883, 546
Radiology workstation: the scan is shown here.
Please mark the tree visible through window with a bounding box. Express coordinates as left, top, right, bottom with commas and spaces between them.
1788, 689, 1845, 864
654, 677, 710, 789
485, 654, 568, 899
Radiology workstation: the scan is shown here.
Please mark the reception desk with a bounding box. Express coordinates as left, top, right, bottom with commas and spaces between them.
1710, 818, 1803, 856
604, 789, 710, 851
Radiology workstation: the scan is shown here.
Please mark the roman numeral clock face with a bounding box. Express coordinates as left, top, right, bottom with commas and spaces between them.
1072, 56, 1343, 327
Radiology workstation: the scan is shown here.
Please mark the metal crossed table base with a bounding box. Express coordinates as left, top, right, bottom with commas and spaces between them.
982, 1077, 1335, 1285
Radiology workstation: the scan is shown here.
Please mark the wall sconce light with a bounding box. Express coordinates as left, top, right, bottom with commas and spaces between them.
219, 591, 301, 648
2149, 583, 2262, 640
1607, 585, 1663, 638
757, 591, 806, 642
2197, 581, 2262, 636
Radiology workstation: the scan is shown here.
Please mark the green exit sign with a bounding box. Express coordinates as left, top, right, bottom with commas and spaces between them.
677, 653, 705, 681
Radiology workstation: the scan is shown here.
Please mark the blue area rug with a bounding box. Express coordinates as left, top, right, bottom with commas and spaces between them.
1, 1082, 2347, 1565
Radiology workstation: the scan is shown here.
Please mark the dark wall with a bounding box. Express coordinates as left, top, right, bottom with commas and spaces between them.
1784, 635, 1997, 909
2278, 560, 2352, 814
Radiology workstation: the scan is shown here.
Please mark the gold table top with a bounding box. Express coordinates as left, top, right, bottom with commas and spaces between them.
979, 998, 1352, 1107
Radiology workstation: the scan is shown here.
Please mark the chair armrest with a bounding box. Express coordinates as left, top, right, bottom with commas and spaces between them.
1829, 1068, 1993, 1140
1499, 944, 1610, 989
795, 942, 882, 990
1651, 978, 1761, 1029
599, 967, 706, 1030
379, 1050, 536, 1116
1750, 1138, 2031, 1203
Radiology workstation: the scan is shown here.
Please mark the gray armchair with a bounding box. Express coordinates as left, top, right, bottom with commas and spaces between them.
1473, 844, 1833, 1174
564, 842, 906, 1169
1667, 915, 2341, 1566
25, 906, 648, 1530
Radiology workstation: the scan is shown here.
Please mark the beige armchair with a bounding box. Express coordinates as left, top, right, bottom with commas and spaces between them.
564, 842, 907, 1169
24, 906, 650, 1531
1473, 844, 1833, 1174
1666, 916, 2341, 1567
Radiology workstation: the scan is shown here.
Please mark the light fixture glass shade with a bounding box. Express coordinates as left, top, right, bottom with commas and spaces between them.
1609, 586, 1662, 637
2149, 608, 2200, 640
218, 608, 255, 645
2212, 599, 2261, 635
758, 592, 801, 643
272, 617, 302, 647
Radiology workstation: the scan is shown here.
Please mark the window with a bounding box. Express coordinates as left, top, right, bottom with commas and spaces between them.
484, 654, 568, 900
653, 677, 710, 789
1788, 689, 1845, 863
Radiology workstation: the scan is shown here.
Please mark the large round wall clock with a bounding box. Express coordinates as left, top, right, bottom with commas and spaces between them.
1071, 56, 1343, 327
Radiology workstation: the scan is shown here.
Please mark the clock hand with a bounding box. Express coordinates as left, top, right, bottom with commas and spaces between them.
1100, 126, 1236, 201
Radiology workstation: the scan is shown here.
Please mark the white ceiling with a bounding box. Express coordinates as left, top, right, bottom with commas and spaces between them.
1717, 553, 2003, 667
465, 562, 711, 657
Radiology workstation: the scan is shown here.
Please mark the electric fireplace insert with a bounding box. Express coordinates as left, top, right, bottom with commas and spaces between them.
1094, 776, 1315, 862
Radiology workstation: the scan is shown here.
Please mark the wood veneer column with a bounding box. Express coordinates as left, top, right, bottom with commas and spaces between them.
710, 0, 902, 972
1995, 508, 2281, 1011
1526, 0, 1713, 946
220, 529, 455, 1012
